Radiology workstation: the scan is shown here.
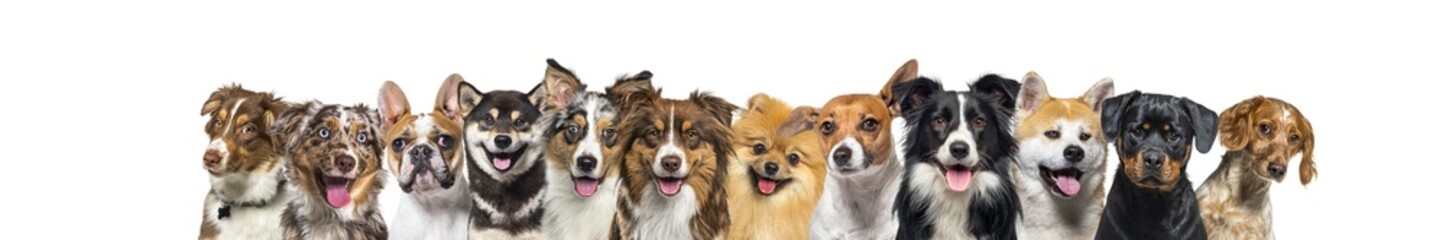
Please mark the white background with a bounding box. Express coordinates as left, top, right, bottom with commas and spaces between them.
1, 1, 1438, 239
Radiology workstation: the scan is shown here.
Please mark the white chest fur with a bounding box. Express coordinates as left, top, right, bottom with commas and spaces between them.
632, 182, 698, 240
390, 181, 471, 240
542, 168, 620, 240
809, 164, 902, 240
204, 189, 293, 240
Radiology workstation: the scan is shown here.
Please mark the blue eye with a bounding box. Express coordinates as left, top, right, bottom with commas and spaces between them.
318, 128, 331, 138
357, 133, 368, 142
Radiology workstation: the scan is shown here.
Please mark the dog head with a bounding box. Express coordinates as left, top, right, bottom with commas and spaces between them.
377, 75, 466, 194
532, 60, 623, 198
732, 94, 825, 197
1013, 72, 1113, 198
458, 61, 575, 181
1101, 91, 1218, 192
200, 85, 292, 203
818, 59, 917, 178
1218, 96, 1315, 184
893, 75, 1020, 193
271, 101, 386, 209
610, 71, 737, 200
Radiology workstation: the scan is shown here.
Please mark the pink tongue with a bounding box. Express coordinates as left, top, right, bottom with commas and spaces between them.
325, 183, 351, 208
1055, 175, 1081, 196
658, 179, 683, 196
945, 169, 972, 192
574, 178, 599, 197
493, 158, 512, 171
757, 178, 778, 195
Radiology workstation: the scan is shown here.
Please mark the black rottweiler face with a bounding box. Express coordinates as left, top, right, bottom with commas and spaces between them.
1101, 91, 1218, 192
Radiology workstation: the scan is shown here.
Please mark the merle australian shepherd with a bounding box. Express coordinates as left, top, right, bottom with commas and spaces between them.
893, 75, 1022, 240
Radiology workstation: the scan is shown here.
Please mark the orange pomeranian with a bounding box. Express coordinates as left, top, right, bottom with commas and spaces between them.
726, 94, 827, 240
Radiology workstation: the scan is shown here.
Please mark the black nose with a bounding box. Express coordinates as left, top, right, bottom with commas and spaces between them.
661, 155, 682, 172
335, 155, 356, 172
577, 156, 598, 172
764, 162, 780, 175
409, 145, 435, 166
949, 142, 970, 159
832, 148, 852, 166
1143, 152, 1165, 170
1268, 163, 1287, 178
1064, 146, 1084, 162
494, 135, 513, 149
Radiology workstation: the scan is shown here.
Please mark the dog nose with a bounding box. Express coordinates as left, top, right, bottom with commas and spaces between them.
409, 145, 435, 165
1064, 146, 1084, 162
661, 155, 682, 172
577, 156, 598, 172
832, 148, 852, 166
949, 142, 970, 159
203, 151, 222, 169
494, 135, 513, 149
1268, 163, 1287, 178
764, 162, 780, 175
1143, 152, 1164, 170
336, 155, 357, 172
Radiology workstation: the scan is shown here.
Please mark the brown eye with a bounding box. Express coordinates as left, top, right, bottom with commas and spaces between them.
753, 144, 767, 155
820, 121, 836, 135
602, 128, 616, 139
787, 153, 800, 165
1258, 123, 1271, 135
1289, 134, 1300, 144
1169, 132, 1182, 142
391, 139, 406, 152
1044, 130, 1060, 139
971, 117, 986, 129
1080, 133, 1092, 141
862, 119, 880, 131
213, 121, 223, 127
1130, 127, 1144, 139
931, 118, 947, 129
648, 129, 661, 138
437, 135, 454, 149
240, 125, 253, 133
687, 130, 699, 139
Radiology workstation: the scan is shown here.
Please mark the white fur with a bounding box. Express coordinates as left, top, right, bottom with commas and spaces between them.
809, 149, 901, 240
389, 181, 470, 240
1012, 117, 1108, 239
469, 228, 542, 240
203, 174, 293, 240
632, 182, 699, 240
906, 163, 1007, 240
542, 98, 620, 239
206, 100, 247, 171
653, 105, 689, 178
471, 189, 543, 224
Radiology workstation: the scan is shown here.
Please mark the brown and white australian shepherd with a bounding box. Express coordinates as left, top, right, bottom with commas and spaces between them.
271, 101, 389, 239
198, 85, 294, 240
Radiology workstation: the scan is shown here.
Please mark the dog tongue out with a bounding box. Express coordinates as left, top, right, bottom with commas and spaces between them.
574, 178, 599, 197
1055, 175, 1081, 196
658, 179, 683, 196
757, 178, 778, 195
324, 182, 351, 208
492, 157, 512, 171
945, 168, 972, 192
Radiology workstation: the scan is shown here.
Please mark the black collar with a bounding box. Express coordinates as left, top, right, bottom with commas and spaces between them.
217, 180, 287, 219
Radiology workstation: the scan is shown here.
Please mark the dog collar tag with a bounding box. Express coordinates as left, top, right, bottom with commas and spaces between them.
217, 205, 231, 219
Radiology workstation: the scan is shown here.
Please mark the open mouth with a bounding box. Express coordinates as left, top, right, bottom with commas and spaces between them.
574, 177, 600, 197
749, 169, 792, 196
936, 163, 974, 192
485, 144, 527, 172
1038, 166, 1083, 197
315, 171, 355, 208
655, 177, 685, 196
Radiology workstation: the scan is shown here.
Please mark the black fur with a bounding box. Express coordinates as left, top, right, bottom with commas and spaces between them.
458, 82, 549, 237
1095, 91, 1218, 240
894, 76, 1021, 240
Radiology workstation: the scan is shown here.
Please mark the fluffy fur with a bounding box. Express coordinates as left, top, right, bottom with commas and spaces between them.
1196, 96, 1316, 240
607, 71, 736, 240
537, 60, 626, 240
893, 75, 1022, 240
725, 94, 827, 240
272, 100, 389, 240
378, 75, 471, 239
198, 85, 295, 240
1095, 91, 1218, 240
809, 59, 915, 240
1010, 73, 1113, 239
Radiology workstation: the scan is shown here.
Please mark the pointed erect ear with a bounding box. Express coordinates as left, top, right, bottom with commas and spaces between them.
1100, 91, 1140, 143
881, 59, 919, 115
778, 106, 821, 137
435, 74, 465, 122
457, 81, 485, 118
745, 93, 773, 114
1083, 78, 1115, 112
1182, 98, 1219, 153
529, 59, 583, 110
1016, 72, 1051, 114
971, 74, 1023, 112
378, 81, 411, 128
1217, 97, 1263, 151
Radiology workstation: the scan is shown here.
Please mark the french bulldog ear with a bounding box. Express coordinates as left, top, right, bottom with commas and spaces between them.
778, 106, 821, 137
882, 59, 919, 116
378, 80, 411, 128
435, 74, 465, 122
457, 81, 484, 118
1296, 107, 1316, 185
891, 77, 941, 118
1100, 91, 1140, 143
1217, 97, 1263, 151
971, 74, 1023, 113
1083, 77, 1115, 112
690, 91, 739, 126
1183, 98, 1219, 153
1016, 72, 1051, 115
270, 100, 321, 150
529, 59, 583, 111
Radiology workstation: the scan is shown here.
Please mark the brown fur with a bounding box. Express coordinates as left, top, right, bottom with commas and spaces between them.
608, 72, 736, 240
378, 76, 466, 193
545, 110, 622, 179
198, 85, 292, 239
1197, 97, 1316, 239
272, 101, 389, 240
725, 94, 826, 240
817, 59, 915, 169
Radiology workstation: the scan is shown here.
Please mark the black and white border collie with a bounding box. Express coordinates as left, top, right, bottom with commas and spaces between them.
893, 75, 1022, 240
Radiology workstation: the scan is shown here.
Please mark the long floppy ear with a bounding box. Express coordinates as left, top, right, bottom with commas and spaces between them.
270, 100, 321, 150
891, 77, 942, 118
1016, 72, 1051, 116
435, 74, 465, 122
378, 80, 411, 128
1183, 98, 1220, 153
971, 74, 1022, 113
778, 106, 820, 137
1217, 97, 1262, 151
201, 87, 229, 116
690, 91, 739, 126
1296, 106, 1317, 185
457, 81, 485, 118
1100, 91, 1140, 143
528, 59, 583, 111
1082, 77, 1115, 112
882, 59, 919, 116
